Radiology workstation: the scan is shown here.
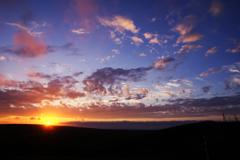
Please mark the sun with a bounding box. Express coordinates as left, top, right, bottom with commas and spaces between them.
47, 122, 50, 125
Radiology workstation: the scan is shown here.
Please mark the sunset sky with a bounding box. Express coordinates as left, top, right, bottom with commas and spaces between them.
0, 0, 240, 126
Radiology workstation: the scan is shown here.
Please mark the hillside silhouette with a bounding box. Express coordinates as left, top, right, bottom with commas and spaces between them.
1, 121, 239, 160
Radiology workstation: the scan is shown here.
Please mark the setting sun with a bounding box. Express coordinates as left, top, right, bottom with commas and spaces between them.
47, 122, 50, 125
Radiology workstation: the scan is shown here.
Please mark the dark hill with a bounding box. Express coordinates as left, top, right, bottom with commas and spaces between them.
0, 121, 239, 160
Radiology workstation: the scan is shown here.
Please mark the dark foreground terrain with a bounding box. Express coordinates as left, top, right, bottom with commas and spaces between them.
0, 121, 239, 160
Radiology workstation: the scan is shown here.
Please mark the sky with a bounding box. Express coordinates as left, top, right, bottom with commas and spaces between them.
0, 0, 240, 126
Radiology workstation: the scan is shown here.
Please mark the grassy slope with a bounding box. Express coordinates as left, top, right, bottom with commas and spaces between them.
0, 121, 239, 160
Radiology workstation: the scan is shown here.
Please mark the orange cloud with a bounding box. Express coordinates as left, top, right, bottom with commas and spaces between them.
172, 15, 203, 43
97, 16, 140, 34
12, 31, 48, 57
205, 46, 219, 56
176, 32, 203, 43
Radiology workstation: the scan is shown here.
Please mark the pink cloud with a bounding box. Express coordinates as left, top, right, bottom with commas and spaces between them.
13, 31, 48, 57
209, 0, 223, 16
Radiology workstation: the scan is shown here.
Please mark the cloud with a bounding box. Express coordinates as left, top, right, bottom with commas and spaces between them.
154, 57, 175, 69
12, 31, 48, 57
82, 66, 152, 95
48, 43, 80, 56
109, 30, 116, 39
150, 18, 156, 22
71, 28, 90, 34
97, 16, 140, 34
149, 37, 161, 45
202, 86, 211, 93
0, 74, 19, 87
196, 77, 204, 81
209, 0, 223, 16
112, 49, 120, 54
174, 44, 202, 54
167, 83, 180, 87
143, 33, 170, 46
122, 85, 149, 100
172, 15, 203, 43
113, 38, 122, 45
65, 90, 86, 99
224, 81, 231, 90
223, 62, 240, 73
73, 72, 83, 77
140, 53, 146, 56
224, 76, 240, 90
182, 79, 194, 87
27, 72, 52, 79
5, 22, 29, 31
20, 10, 34, 25
176, 32, 203, 43
205, 46, 219, 56
226, 44, 240, 53
0, 56, 11, 61
66, 0, 99, 31
200, 68, 224, 76
130, 36, 144, 46
143, 32, 152, 39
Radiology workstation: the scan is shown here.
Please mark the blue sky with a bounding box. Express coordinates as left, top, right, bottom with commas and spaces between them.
0, 0, 240, 125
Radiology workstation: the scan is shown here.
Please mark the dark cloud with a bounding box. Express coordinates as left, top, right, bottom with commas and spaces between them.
0, 0, 25, 9
20, 10, 34, 26
202, 86, 211, 93
59, 43, 80, 56
225, 81, 231, 90
65, 90, 85, 99
83, 67, 153, 95
73, 72, 83, 77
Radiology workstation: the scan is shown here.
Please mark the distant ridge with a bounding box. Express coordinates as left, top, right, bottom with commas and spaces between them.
1, 121, 239, 160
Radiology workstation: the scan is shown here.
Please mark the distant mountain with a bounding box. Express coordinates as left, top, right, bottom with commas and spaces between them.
0, 121, 239, 160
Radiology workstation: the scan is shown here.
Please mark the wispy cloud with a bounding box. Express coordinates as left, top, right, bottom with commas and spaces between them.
71, 28, 90, 34
205, 46, 219, 56
174, 44, 202, 54
223, 62, 240, 73
200, 68, 224, 76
